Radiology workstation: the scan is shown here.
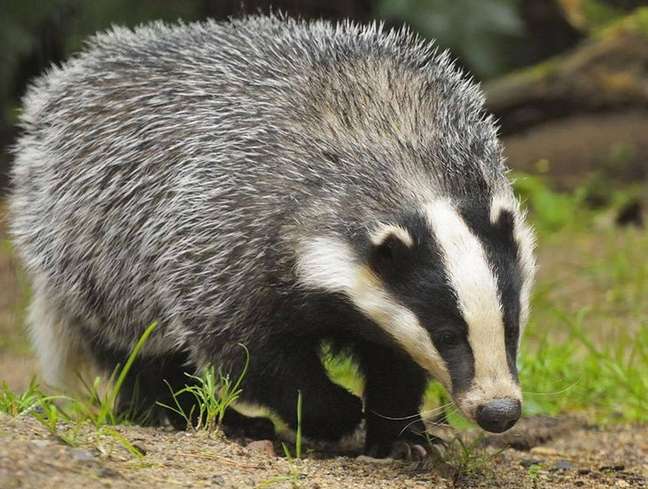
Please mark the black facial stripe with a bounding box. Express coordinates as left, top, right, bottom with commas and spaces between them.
432, 329, 475, 395
368, 211, 476, 394
459, 204, 522, 380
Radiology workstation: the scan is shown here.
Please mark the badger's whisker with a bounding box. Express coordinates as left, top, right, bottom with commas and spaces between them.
368, 409, 423, 422
522, 380, 581, 396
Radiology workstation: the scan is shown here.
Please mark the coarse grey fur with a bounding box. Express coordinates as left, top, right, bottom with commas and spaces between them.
10, 15, 535, 453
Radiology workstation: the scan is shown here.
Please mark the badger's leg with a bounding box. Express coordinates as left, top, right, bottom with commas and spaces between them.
27, 288, 91, 392
237, 340, 363, 441
357, 343, 429, 458
86, 341, 200, 427
220, 408, 276, 440
87, 341, 276, 438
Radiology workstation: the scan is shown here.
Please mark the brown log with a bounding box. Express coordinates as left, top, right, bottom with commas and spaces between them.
486, 22, 648, 134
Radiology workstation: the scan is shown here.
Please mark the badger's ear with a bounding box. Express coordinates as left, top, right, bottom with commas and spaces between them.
368, 225, 414, 275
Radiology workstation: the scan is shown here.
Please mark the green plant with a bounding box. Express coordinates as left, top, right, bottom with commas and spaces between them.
512, 173, 587, 233
521, 307, 648, 421
258, 444, 303, 489
1, 323, 160, 457
0, 379, 54, 416
259, 390, 305, 488
439, 435, 503, 484
99, 426, 144, 459
66, 321, 159, 427
159, 344, 249, 431
295, 390, 302, 459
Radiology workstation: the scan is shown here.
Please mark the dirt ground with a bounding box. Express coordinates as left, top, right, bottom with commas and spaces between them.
0, 413, 646, 489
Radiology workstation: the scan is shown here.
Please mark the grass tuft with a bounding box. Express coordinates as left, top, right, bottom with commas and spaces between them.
158, 344, 249, 432
0, 322, 160, 456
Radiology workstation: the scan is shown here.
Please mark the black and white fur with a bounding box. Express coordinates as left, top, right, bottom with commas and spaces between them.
10, 16, 535, 456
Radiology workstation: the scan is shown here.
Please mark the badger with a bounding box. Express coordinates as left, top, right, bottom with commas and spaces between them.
10, 16, 536, 457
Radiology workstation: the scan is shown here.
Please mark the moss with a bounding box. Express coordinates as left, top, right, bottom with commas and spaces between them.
580, 0, 625, 30
596, 7, 648, 40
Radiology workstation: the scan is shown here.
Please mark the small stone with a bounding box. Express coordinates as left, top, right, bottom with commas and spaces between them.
520, 458, 542, 468
132, 443, 147, 456
211, 474, 225, 486
97, 467, 121, 479
530, 447, 560, 457
30, 439, 50, 448
355, 455, 394, 465
70, 448, 96, 463
246, 440, 275, 457
551, 460, 574, 471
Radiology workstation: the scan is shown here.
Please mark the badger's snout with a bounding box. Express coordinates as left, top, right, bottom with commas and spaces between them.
475, 398, 521, 433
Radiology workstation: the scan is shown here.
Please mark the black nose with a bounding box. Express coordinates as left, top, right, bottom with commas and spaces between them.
476, 399, 521, 433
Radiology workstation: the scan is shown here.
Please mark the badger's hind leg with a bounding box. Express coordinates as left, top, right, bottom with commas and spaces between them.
86, 340, 199, 427
27, 288, 93, 392
87, 341, 276, 438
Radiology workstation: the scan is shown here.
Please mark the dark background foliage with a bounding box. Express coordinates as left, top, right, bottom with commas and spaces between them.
1, 0, 647, 193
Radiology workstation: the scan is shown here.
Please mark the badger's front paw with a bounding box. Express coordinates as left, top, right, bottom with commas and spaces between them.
364, 418, 445, 459
302, 390, 363, 441
365, 440, 428, 461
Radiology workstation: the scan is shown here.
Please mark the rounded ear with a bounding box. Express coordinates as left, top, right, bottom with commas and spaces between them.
368, 226, 413, 276
493, 208, 515, 232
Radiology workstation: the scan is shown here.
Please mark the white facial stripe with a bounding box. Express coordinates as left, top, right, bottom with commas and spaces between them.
296, 236, 450, 386
490, 193, 537, 331
370, 224, 413, 248
425, 200, 517, 412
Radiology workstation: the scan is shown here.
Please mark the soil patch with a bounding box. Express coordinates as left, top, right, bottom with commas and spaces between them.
0, 414, 646, 488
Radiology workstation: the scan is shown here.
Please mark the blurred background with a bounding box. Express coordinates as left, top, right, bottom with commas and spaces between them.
1, 0, 647, 421
1, 0, 648, 204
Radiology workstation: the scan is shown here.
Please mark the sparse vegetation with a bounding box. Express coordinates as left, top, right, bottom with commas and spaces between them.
441, 435, 504, 484
159, 345, 250, 432
0, 379, 55, 416
0, 322, 161, 455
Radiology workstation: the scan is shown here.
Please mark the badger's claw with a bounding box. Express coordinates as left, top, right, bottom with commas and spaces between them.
389, 441, 428, 461
365, 439, 434, 461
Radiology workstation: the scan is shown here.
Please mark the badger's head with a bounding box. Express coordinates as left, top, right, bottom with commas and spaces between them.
296, 194, 535, 433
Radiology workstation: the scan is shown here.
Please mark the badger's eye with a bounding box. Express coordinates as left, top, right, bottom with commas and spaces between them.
437, 331, 462, 348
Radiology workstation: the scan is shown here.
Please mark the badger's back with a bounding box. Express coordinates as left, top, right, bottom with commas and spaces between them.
10, 16, 509, 349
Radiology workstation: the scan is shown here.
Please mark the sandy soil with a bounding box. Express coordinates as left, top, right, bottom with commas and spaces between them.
0, 412, 646, 489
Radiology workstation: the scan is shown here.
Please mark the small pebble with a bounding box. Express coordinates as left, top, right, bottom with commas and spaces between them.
132, 444, 147, 456
530, 447, 561, 457
70, 448, 96, 463
30, 439, 50, 449
97, 467, 121, 479
551, 460, 574, 471
520, 458, 542, 468
356, 455, 395, 465
211, 474, 225, 486
246, 440, 275, 457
